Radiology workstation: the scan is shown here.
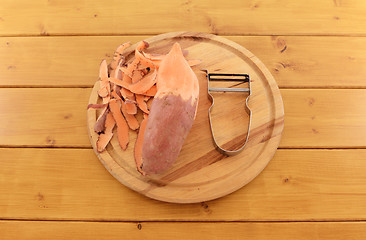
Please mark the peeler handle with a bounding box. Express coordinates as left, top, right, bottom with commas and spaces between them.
202, 69, 252, 156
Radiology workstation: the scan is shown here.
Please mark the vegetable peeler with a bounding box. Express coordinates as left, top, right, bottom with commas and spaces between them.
201, 69, 252, 156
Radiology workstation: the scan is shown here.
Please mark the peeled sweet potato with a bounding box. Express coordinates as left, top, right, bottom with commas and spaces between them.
141, 43, 199, 175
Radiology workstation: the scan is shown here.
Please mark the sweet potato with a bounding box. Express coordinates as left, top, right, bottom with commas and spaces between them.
141, 43, 199, 175
91, 40, 200, 174
143, 53, 201, 69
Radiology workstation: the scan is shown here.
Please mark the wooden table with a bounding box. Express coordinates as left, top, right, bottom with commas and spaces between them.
1, 1, 366, 239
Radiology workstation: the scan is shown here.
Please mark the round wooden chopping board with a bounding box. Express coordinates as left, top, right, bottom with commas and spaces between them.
87, 32, 284, 203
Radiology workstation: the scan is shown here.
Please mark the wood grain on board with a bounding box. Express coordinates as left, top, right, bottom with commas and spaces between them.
0, 148, 365, 221
1, 221, 366, 240
0, 88, 365, 148
1, 36, 366, 88
0, 0, 365, 36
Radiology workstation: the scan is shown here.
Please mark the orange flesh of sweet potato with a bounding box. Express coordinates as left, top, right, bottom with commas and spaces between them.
94, 107, 108, 133
111, 88, 139, 130
99, 60, 111, 104
144, 52, 200, 69
110, 91, 138, 129
123, 58, 139, 78
121, 66, 135, 100
141, 43, 199, 175
109, 99, 129, 150
109, 77, 129, 89
125, 100, 137, 115
121, 88, 135, 100
96, 111, 116, 152
131, 69, 144, 83
121, 101, 139, 130
102, 84, 111, 104
110, 57, 125, 79
113, 59, 124, 79
134, 41, 156, 69
96, 133, 113, 153
110, 91, 122, 101
135, 50, 155, 69
135, 94, 149, 114
144, 49, 188, 60
143, 85, 157, 97
127, 69, 157, 94
109, 42, 130, 76
120, 66, 131, 78
114, 85, 122, 98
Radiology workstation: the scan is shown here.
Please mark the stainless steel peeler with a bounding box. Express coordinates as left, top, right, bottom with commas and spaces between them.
202, 69, 252, 156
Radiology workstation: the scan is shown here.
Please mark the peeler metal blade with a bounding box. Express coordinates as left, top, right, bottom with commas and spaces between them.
202, 69, 252, 156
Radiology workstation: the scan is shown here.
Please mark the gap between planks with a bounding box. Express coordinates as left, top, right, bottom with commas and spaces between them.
2, 33, 366, 38
2, 86, 366, 90
2, 146, 366, 150
2, 219, 366, 223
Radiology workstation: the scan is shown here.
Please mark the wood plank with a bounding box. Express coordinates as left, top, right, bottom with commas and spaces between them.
0, 36, 147, 87
0, 88, 365, 148
0, 0, 366, 36
230, 36, 366, 88
0, 88, 91, 147
1, 221, 366, 240
1, 36, 366, 88
281, 89, 366, 148
0, 148, 365, 221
